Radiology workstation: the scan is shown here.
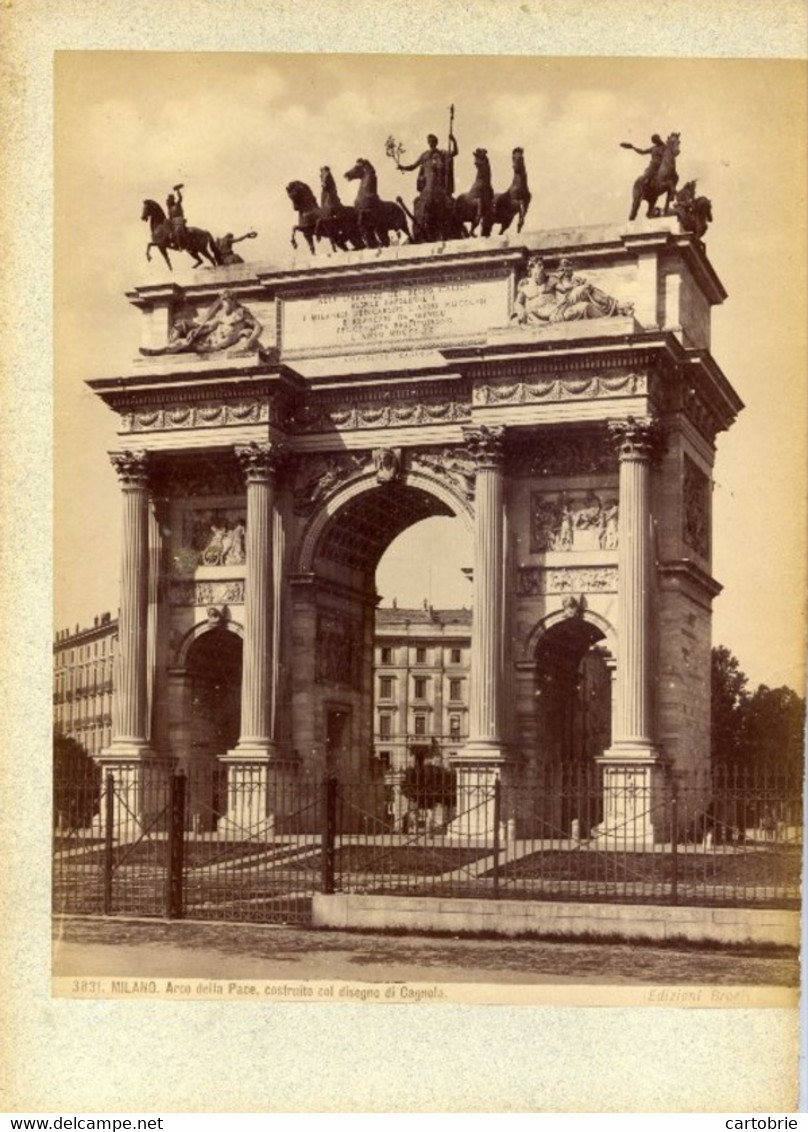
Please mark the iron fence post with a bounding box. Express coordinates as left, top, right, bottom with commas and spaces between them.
165, 771, 187, 919
671, 792, 679, 906
322, 774, 337, 895
492, 778, 502, 899
103, 772, 114, 915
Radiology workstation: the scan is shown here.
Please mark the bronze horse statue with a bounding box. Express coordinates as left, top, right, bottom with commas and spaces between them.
318, 167, 365, 250
671, 180, 713, 243
343, 158, 410, 247
454, 148, 494, 236
490, 147, 532, 235
287, 180, 359, 253
286, 181, 324, 253
629, 132, 680, 220
142, 199, 221, 270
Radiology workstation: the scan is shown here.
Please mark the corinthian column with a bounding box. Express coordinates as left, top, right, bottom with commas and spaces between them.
597, 417, 663, 843
457, 426, 507, 764
230, 442, 284, 757
607, 417, 661, 754
107, 450, 153, 757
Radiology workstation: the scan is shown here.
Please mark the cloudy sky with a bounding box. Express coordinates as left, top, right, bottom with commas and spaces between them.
54, 50, 807, 690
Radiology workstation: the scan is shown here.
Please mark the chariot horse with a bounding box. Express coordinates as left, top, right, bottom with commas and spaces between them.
343, 158, 410, 248
454, 148, 494, 237
286, 181, 325, 253
629, 132, 680, 221
317, 167, 365, 250
141, 199, 221, 270
490, 147, 531, 235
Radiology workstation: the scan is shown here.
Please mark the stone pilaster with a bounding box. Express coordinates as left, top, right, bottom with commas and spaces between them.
597, 417, 665, 842
449, 426, 506, 839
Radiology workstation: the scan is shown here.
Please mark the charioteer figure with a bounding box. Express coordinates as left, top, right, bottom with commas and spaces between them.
395, 118, 459, 198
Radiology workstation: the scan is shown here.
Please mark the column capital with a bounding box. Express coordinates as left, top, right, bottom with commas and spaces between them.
608, 416, 665, 463
461, 425, 506, 470
109, 450, 150, 488
235, 441, 287, 484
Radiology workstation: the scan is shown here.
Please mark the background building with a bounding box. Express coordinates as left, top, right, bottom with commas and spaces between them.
52, 606, 472, 773
53, 614, 118, 756
373, 604, 472, 773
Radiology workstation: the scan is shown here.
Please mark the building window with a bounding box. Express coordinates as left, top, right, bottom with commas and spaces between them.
379, 714, 392, 739
449, 715, 461, 740
414, 714, 427, 736
378, 751, 391, 771
450, 648, 462, 664
414, 676, 427, 699
380, 646, 392, 664
449, 678, 463, 702
379, 676, 394, 700
415, 647, 427, 663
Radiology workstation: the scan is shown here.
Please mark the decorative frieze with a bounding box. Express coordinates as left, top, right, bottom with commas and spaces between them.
121, 399, 273, 434
473, 372, 645, 407
531, 491, 619, 553
291, 393, 470, 434
683, 454, 710, 558
517, 567, 618, 596
169, 580, 246, 606
509, 431, 618, 478
150, 459, 244, 499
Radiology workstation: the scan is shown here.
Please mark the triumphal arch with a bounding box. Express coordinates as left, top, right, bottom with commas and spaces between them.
90, 216, 741, 840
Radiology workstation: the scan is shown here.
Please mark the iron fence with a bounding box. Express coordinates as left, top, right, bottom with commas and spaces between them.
53, 760, 803, 923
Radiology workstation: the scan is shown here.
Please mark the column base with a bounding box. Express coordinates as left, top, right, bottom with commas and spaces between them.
592, 749, 665, 846
218, 746, 300, 836
93, 746, 173, 839
446, 752, 505, 842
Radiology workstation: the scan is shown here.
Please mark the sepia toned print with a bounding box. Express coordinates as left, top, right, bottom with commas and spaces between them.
3, 1, 806, 1113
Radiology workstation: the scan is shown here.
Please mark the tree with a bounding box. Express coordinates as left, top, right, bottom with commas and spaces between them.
400, 762, 457, 811
745, 684, 806, 776
710, 646, 751, 768
53, 729, 101, 830
711, 646, 806, 774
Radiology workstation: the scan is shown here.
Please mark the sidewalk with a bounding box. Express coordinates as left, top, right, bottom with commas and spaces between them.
52, 916, 799, 986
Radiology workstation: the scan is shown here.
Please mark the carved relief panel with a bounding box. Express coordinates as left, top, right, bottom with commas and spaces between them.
531, 491, 619, 553
682, 454, 710, 558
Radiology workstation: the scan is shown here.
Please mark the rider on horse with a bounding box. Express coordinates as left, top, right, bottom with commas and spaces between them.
166, 183, 188, 251
620, 134, 666, 194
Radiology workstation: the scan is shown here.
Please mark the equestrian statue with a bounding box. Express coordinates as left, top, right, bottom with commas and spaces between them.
142, 184, 222, 270
622, 132, 680, 220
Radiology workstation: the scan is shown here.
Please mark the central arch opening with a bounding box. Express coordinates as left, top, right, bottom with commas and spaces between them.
301, 478, 472, 818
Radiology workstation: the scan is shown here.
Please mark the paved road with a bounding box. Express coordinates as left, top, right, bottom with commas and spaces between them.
52, 916, 799, 986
